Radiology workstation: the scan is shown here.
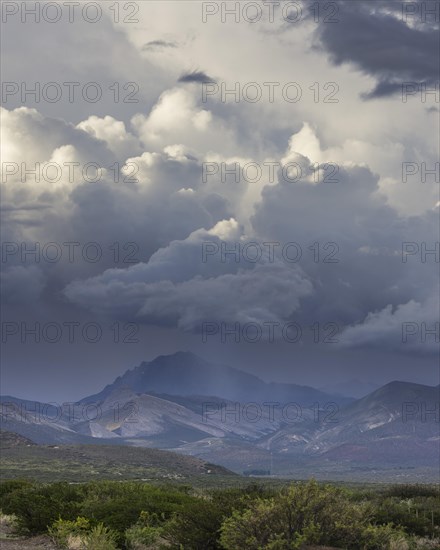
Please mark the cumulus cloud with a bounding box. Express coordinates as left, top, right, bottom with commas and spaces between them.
131, 87, 215, 151
338, 297, 439, 354
60, 128, 438, 355
250, 135, 439, 333
61, 211, 315, 335
0, 107, 112, 169
2, 100, 437, 359
76, 115, 142, 160
64, 246, 313, 331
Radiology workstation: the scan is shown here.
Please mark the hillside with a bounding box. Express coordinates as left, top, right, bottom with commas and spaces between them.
0, 430, 36, 448
0, 441, 236, 483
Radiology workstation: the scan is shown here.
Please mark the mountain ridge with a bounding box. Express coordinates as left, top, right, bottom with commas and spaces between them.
1, 352, 438, 480
79, 351, 353, 406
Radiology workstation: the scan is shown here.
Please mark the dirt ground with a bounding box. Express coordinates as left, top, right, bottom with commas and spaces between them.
0, 539, 341, 550
0, 535, 58, 549
0, 536, 344, 549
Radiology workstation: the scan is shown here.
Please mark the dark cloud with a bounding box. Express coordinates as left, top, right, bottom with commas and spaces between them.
1, 0, 438, 400
178, 71, 215, 83
313, 0, 439, 99
64, 151, 439, 356
142, 40, 177, 51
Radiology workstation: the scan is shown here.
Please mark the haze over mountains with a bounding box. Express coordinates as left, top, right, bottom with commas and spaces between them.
81, 351, 351, 405
1, 352, 439, 481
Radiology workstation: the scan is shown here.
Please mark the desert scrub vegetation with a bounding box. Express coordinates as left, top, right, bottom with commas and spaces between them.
48, 517, 92, 548
0, 510, 18, 535
0, 479, 438, 549
48, 517, 119, 549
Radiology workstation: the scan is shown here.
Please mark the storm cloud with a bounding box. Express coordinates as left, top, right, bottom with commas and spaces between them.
1, 0, 438, 400
313, 0, 439, 98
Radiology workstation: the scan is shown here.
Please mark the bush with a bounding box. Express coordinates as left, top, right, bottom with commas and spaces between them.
48, 518, 117, 549
383, 485, 440, 499
410, 537, 440, 549
0, 479, 34, 500
125, 510, 167, 549
163, 499, 226, 549
79, 482, 192, 544
0, 511, 18, 535
220, 480, 380, 550
1, 482, 82, 534
83, 523, 118, 550
125, 524, 165, 549
389, 537, 410, 550
48, 517, 91, 548
372, 496, 439, 537
220, 499, 285, 550
360, 524, 409, 549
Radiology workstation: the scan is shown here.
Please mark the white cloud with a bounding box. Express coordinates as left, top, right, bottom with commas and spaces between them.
339, 297, 440, 354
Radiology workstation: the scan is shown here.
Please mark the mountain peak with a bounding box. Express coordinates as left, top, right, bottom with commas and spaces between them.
375, 380, 436, 394
347, 380, 439, 413
80, 352, 350, 405
136, 351, 202, 370
151, 350, 203, 365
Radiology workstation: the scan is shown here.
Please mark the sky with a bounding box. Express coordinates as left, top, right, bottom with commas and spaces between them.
1, 0, 439, 402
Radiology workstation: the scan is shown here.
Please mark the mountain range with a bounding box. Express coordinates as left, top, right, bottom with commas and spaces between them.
1, 352, 439, 481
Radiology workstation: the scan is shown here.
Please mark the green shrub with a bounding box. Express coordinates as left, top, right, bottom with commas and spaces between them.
48, 517, 91, 548
0, 479, 34, 500
83, 523, 118, 550
220, 480, 374, 550
360, 523, 409, 549
163, 499, 226, 549
77, 482, 194, 546
125, 510, 167, 549
125, 524, 165, 549
0, 511, 19, 535
383, 485, 440, 499
372, 496, 439, 537
1, 482, 82, 534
